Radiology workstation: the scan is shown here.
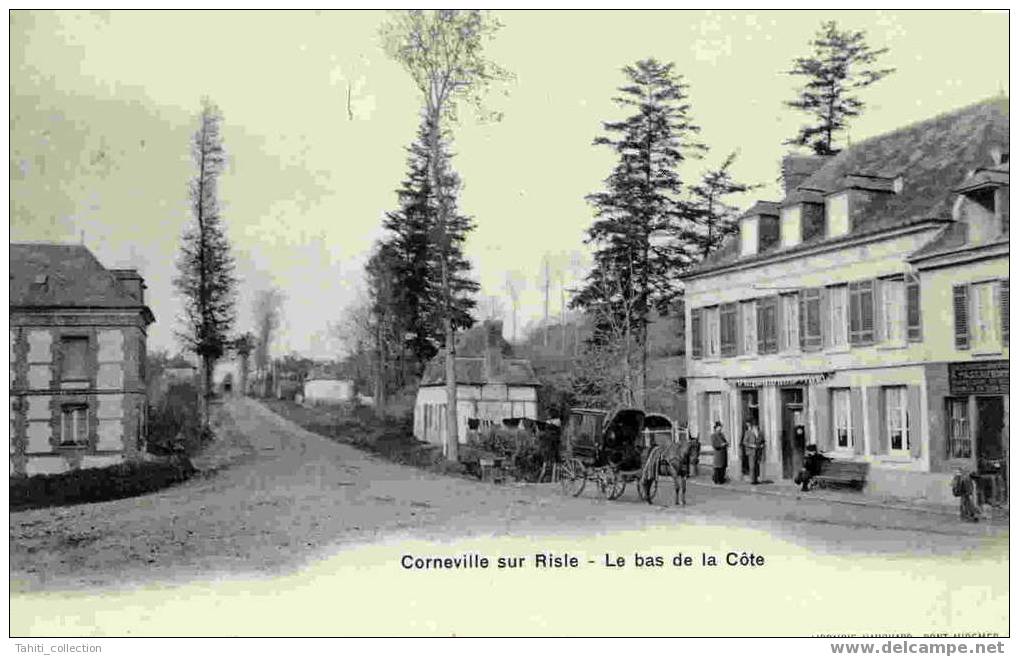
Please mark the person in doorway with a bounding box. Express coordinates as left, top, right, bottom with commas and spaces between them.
951, 468, 980, 523
739, 421, 752, 480
710, 421, 729, 484
744, 421, 765, 484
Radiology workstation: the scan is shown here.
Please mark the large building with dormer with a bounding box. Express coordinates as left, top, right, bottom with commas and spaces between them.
681, 98, 1008, 504
10, 243, 155, 476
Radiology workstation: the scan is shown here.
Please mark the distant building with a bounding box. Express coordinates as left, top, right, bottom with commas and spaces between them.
9, 243, 155, 476
303, 367, 355, 405
414, 320, 539, 448
682, 98, 1008, 504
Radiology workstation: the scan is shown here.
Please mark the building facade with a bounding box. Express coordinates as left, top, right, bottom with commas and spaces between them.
10, 243, 155, 476
414, 320, 539, 448
682, 99, 1008, 504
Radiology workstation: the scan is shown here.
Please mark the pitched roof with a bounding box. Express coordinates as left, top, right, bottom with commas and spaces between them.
419, 354, 539, 387
686, 97, 1009, 277
10, 243, 153, 319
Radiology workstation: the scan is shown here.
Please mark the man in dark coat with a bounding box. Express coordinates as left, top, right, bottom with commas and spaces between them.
710, 421, 728, 484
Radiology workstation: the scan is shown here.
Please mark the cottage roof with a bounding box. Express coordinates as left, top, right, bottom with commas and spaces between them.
687, 97, 1009, 277
10, 243, 154, 321
419, 355, 539, 387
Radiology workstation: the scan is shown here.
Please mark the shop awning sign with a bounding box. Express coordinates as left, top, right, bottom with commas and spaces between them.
725, 372, 833, 388
948, 360, 1009, 395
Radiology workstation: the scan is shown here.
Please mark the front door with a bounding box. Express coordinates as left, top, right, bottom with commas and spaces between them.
976, 396, 1005, 465
780, 388, 805, 479
740, 390, 760, 476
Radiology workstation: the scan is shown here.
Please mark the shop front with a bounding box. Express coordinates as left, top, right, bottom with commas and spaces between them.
930, 360, 1009, 504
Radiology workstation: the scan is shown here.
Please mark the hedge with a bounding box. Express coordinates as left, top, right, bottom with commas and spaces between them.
10, 457, 196, 512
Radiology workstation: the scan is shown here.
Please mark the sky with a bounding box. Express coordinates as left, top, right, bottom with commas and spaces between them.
9, 10, 1009, 359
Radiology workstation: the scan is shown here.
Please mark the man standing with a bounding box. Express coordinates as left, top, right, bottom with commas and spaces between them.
710, 421, 729, 484
744, 421, 765, 484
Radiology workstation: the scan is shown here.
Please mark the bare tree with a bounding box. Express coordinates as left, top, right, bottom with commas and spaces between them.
503, 270, 526, 343
174, 98, 237, 428
253, 286, 285, 396
382, 9, 511, 460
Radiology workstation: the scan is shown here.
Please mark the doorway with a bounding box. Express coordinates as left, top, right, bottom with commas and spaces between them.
780, 388, 805, 480
976, 396, 1006, 504
740, 390, 760, 477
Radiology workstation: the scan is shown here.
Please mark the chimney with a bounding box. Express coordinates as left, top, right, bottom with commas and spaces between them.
781, 154, 830, 195
110, 268, 144, 303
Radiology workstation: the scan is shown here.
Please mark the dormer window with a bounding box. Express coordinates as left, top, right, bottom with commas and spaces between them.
827, 192, 850, 238
740, 216, 759, 257
780, 205, 802, 248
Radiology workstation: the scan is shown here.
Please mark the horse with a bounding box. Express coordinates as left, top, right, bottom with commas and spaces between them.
638, 439, 696, 506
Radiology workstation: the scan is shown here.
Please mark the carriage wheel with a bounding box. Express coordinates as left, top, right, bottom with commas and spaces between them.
559, 458, 587, 497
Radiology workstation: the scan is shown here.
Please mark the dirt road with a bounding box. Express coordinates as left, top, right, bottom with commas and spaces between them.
9, 397, 1006, 592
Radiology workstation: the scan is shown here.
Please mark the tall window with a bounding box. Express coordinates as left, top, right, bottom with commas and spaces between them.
831, 388, 853, 450
60, 404, 89, 446
781, 293, 799, 351
741, 300, 757, 355
707, 392, 723, 429
827, 192, 850, 238
881, 278, 906, 345
781, 205, 802, 248
828, 285, 849, 348
946, 398, 971, 459
705, 307, 720, 358
690, 308, 702, 359
971, 281, 1000, 351
884, 387, 909, 454
60, 337, 89, 381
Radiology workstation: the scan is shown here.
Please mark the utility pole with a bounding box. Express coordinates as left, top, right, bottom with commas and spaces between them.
543, 257, 550, 348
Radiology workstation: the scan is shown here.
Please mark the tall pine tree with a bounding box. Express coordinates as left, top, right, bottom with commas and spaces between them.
680, 151, 761, 260
372, 118, 479, 384
573, 58, 704, 406
785, 21, 895, 155
174, 98, 237, 427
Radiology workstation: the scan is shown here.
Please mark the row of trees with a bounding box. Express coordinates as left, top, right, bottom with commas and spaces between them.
351, 14, 894, 459
571, 20, 894, 409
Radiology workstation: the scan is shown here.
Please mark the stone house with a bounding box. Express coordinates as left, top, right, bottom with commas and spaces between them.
681, 98, 1008, 504
414, 320, 539, 449
9, 243, 155, 476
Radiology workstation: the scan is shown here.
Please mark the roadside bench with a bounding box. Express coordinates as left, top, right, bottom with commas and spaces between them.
810, 459, 869, 490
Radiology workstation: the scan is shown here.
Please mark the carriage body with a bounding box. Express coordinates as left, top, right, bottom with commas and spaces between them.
560, 407, 649, 499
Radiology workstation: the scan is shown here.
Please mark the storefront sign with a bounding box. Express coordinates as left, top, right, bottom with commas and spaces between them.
948, 360, 1009, 395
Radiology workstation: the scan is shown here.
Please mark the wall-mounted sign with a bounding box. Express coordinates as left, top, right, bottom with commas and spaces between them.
948, 360, 1009, 395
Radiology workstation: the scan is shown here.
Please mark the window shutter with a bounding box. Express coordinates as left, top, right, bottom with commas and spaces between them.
906, 273, 922, 342
859, 280, 875, 344
849, 283, 861, 344
1001, 280, 1009, 347
769, 296, 780, 353
850, 388, 865, 455
953, 285, 970, 350
873, 279, 885, 343
757, 298, 768, 354
819, 287, 830, 348
815, 387, 832, 451
720, 303, 737, 357
907, 386, 922, 459
868, 386, 887, 454
690, 309, 702, 359
758, 296, 779, 354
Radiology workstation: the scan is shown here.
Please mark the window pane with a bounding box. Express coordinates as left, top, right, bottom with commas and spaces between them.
62, 337, 88, 380
75, 408, 88, 444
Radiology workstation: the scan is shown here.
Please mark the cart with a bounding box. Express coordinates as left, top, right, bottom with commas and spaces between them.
559, 407, 658, 501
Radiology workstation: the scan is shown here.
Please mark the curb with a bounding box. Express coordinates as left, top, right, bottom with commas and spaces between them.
685, 478, 961, 517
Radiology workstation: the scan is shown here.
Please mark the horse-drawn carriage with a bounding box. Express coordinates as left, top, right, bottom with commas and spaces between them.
559, 407, 693, 505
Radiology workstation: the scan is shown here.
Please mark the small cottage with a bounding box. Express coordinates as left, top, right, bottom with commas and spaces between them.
414, 320, 539, 447
303, 367, 355, 406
